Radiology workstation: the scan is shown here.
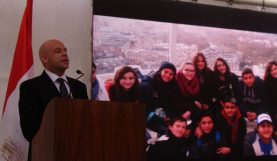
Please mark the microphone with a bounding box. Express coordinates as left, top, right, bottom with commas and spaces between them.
76, 70, 85, 80
68, 70, 85, 98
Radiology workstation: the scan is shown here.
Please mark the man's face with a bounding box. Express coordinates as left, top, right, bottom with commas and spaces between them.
257, 121, 273, 140
91, 68, 97, 83
242, 73, 255, 87
199, 116, 214, 134
169, 121, 187, 138
223, 102, 237, 118
41, 40, 69, 75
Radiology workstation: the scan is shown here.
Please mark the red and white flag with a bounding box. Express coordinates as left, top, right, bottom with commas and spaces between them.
0, 0, 34, 160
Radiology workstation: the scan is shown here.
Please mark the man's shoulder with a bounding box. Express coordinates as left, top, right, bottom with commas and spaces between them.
21, 74, 45, 87
216, 113, 230, 127
67, 77, 88, 99
239, 116, 246, 124
67, 77, 86, 87
245, 131, 257, 144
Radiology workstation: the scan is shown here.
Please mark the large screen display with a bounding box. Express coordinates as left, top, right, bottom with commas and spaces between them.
92, 1, 277, 160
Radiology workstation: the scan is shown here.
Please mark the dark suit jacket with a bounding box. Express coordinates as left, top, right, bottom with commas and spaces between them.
19, 71, 88, 142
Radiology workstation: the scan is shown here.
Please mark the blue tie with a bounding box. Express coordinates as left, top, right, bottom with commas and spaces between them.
57, 78, 69, 97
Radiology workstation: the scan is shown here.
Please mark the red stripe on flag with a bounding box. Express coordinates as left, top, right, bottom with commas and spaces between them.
2, 0, 33, 114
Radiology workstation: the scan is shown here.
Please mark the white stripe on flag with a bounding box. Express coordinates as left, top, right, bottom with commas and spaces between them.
0, 66, 34, 161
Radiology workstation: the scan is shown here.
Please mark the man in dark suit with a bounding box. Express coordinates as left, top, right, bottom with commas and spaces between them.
19, 39, 88, 160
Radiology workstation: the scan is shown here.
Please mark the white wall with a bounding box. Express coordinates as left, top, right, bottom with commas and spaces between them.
0, 0, 92, 119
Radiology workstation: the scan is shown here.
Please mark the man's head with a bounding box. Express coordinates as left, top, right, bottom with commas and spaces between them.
197, 112, 214, 134
91, 62, 97, 84
242, 68, 255, 87
39, 39, 69, 76
168, 117, 187, 138
221, 97, 238, 118
256, 113, 273, 141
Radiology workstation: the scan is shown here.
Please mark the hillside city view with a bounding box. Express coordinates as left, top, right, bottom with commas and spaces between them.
93, 15, 277, 78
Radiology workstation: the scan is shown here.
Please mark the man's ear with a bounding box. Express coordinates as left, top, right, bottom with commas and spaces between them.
40, 55, 48, 63
220, 101, 224, 107
168, 125, 172, 131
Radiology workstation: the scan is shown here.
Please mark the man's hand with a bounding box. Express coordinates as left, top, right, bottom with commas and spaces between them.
182, 111, 191, 120
194, 126, 203, 139
202, 104, 209, 110
194, 101, 202, 110
247, 112, 257, 121
217, 147, 231, 155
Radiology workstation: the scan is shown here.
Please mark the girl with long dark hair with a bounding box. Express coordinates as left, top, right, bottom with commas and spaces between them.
213, 58, 241, 106
193, 53, 216, 112
264, 61, 277, 136
108, 66, 140, 102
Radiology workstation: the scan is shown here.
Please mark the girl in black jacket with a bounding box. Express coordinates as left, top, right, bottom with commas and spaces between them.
140, 62, 179, 135
193, 53, 217, 112
264, 61, 277, 136
213, 58, 241, 110
175, 62, 200, 123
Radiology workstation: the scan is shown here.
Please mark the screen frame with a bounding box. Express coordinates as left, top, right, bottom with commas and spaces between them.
93, 1, 277, 160
93, 0, 277, 34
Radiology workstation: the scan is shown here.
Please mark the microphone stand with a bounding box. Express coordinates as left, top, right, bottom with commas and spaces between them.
69, 70, 85, 98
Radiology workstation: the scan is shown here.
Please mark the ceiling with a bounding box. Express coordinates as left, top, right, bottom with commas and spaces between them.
177, 0, 277, 13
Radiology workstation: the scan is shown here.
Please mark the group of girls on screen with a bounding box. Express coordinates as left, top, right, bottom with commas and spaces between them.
105, 53, 277, 158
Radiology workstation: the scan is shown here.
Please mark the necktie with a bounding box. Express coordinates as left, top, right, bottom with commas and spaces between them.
57, 78, 69, 97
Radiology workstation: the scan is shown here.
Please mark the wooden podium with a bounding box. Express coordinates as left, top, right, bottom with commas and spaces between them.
32, 98, 146, 161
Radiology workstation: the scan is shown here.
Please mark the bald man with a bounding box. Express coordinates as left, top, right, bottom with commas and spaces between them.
19, 39, 88, 159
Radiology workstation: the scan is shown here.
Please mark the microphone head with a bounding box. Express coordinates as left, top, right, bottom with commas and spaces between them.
76, 70, 83, 75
